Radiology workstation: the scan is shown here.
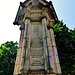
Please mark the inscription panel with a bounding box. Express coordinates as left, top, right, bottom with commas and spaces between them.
30, 24, 44, 70
31, 25, 42, 48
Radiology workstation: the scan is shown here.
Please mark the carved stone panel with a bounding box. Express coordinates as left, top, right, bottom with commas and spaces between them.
30, 24, 44, 70
30, 12, 42, 21
31, 25, 42, 47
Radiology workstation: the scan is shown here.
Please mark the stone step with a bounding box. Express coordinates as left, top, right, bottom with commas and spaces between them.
31, 47, 43, 50
30, 59, 44, 66
30, 50, 42, 52
31, 54, 42, 56
30, 51, 43, 53
31, 55, 43, 58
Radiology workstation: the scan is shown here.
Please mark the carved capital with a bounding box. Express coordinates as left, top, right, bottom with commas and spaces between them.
50, 19, 55, 24
47, 25, 54, 29
41, 16, 47, 20
25, 17, 31, 20
47, 19, 54, 29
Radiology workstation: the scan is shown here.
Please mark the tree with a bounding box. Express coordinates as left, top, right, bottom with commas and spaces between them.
0, 41, 18, 75
54, 21, 75, 75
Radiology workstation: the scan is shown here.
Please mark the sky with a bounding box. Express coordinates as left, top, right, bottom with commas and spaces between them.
0, 0, 75, 45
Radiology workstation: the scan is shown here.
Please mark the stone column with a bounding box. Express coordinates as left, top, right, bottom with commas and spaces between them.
20, 18, 30, 73
24, 18, 31, 72
49, 21, 61, 74
14, 24, 24, 75
42, 17, 50, 72
47, 24, 56, 74
46, 29, 55, 73
42, 18, 47, 70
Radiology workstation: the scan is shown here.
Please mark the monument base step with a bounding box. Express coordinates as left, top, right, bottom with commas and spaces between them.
17, 71, 61, 75
17, 73, 57, 75
18, 74, 57, 75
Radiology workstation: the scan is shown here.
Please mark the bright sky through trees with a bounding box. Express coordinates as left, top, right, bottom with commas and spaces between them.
0, 0, 75, 45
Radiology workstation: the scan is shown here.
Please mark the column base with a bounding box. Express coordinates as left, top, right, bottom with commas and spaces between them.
16, 73, 62, 75
16, 70, 61, 75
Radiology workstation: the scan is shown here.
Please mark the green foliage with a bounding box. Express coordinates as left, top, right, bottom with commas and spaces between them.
54, 20, 63, 32
0, 41, 18, 75
54, 21, 75, 74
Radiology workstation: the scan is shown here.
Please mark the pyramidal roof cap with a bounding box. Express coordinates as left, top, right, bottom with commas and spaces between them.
23, 0, 48, 4
13, 0, 59, 25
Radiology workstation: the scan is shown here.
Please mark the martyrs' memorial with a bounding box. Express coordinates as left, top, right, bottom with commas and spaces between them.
13, 0, 62, 75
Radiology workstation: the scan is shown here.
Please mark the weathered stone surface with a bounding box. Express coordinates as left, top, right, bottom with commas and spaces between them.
29, 24, 44, 70
14, 0, 62, 75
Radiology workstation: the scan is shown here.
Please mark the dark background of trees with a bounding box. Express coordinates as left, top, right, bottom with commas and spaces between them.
0, 21, 75, 75
0, 41, 18, 75
54, 21, 75, 75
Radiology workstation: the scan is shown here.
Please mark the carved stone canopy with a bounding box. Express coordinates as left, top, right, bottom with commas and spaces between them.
13, 0, 59, 26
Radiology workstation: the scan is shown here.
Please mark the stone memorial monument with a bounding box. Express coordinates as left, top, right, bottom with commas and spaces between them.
13, 0, 62, 75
